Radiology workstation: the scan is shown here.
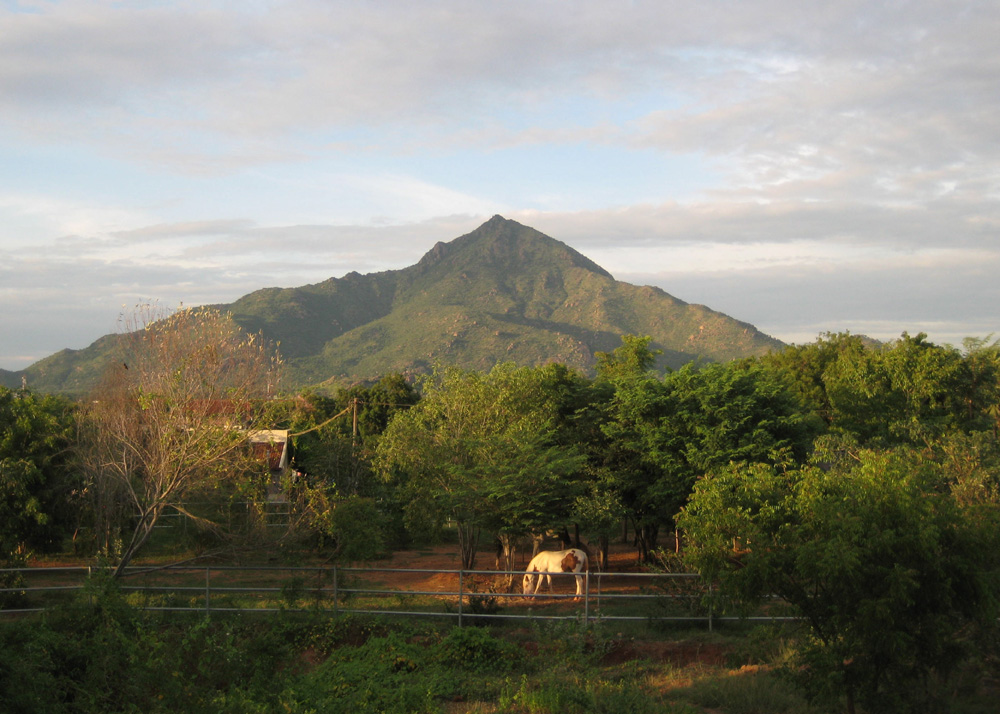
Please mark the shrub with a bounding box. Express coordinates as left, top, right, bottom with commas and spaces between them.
436, 626, 522, 672
293, 631, 440, 714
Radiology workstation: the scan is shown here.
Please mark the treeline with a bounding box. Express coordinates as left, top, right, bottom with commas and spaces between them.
4, 326, 1000, 711
5, 330, 1000, 571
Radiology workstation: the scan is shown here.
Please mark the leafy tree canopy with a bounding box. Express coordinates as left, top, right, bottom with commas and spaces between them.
376, 362, 586, 569
762, 331, 1000, 445
679, 439, 1000, 713
0, 387, 75, 564
597, 353, 815, 560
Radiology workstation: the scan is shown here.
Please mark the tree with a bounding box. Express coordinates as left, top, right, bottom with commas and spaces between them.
0, 388, 74, 569
287, 374, 419, 500
763, 331, 999, 445
759, 331, 869, 427
376, 363, 585, 573
78, 305, 282, 576
679, 442, 1000, 713
594, 334, 661, 383
599, 356, 814, 561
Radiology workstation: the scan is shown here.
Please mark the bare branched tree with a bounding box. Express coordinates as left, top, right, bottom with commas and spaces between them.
78, 304, 282, 576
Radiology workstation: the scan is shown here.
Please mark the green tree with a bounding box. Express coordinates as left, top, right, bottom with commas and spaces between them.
600, 357, 813, 561
594, 333, 661, 383
0, 388, 75, 568
679, 442, 1000, 713
764, 332, 1000, 445
77, 305, 283, 576
960, 334, 1000, 434
759, 331, 869, 426
281, 374, 419, 550
376, 363, 585, 572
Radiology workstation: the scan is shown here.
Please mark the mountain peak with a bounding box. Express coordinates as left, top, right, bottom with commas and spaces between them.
415, 215, 613, 279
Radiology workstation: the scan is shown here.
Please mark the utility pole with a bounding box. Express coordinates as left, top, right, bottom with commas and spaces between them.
352, 397, 359, 448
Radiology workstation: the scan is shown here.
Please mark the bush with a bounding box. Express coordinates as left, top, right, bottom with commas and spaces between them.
293, 631, 441, 714
436, 626, 522, 672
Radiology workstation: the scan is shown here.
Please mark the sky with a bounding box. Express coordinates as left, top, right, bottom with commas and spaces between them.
1, 0, 998, 370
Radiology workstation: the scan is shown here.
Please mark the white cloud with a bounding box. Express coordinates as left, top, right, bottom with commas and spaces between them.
1, 1, 999, 368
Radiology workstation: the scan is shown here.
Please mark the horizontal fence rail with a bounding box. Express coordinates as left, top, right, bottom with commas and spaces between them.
0, 564, 799, 629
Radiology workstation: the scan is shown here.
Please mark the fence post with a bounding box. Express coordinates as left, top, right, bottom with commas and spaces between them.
333, 566, 338, 616
205, 568, 210, 614
457, 570, 464, 627
583, 570, 589, 628
707, 580, 713, 632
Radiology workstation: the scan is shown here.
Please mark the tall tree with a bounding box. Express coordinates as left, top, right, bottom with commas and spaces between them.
78, 305, 282, 576
599, 355, 814, 561
679, 443, 1000, 714
763, 331, 1000, 445
376, 363, 584, 572
0, 388, 74, 570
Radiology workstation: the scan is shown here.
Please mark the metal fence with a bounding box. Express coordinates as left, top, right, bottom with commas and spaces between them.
0, 564, 797, 629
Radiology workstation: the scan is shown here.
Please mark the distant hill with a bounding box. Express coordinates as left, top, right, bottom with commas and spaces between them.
5, 216, 785, 395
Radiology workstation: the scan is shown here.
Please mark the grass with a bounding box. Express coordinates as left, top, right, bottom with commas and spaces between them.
11, 529, 1000, 713
5, 575, 1000, 714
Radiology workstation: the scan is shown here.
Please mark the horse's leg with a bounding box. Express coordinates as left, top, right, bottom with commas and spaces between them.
545, 573, 554, 594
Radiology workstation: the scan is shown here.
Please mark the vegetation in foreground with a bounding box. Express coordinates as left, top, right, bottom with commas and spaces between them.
0, 582, 854, 714
2, 576, 998, 714
5, 309, 1000, 711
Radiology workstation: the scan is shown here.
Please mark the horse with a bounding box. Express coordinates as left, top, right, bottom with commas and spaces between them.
522, 548, 589, 599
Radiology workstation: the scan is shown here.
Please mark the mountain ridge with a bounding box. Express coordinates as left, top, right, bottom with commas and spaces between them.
4, 216, 785, 394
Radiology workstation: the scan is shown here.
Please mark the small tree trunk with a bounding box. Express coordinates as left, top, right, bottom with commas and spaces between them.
599, 535, 609, 571
530, 532, 544, 557
634, 522, 659, 563
494, 537, 503, 570
456, 522, 480, 570
497, 533, 518, 590
113, 504, 164, 578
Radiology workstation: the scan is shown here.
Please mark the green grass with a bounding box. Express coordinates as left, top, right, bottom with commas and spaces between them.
3, 585, 998, 714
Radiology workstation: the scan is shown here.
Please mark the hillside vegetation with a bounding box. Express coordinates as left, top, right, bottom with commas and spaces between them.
5, 216, 783, 395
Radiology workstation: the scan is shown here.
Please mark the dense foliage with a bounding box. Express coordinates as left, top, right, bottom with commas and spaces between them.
0, 585, 718, 714
680, 443, 1000, 713
4, 329, 1000, 712
0, 387, 75, 567
376, 363, 587, 570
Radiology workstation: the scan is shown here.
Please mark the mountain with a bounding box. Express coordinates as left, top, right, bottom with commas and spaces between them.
6, 216, 785, 395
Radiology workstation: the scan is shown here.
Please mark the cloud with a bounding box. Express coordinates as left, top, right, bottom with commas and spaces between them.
612, 243, 1000, 348
1, 1, 998, 368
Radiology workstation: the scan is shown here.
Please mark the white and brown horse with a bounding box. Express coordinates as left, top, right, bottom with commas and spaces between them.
522, 548, 589, 599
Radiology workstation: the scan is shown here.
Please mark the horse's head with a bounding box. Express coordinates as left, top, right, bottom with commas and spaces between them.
521, 573, 535, 595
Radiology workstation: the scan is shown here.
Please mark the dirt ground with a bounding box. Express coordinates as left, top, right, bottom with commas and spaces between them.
359, 539, 726, 671
361, 539, 648, 593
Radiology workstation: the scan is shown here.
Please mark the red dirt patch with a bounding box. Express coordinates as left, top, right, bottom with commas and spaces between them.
360, 540, 643, 594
